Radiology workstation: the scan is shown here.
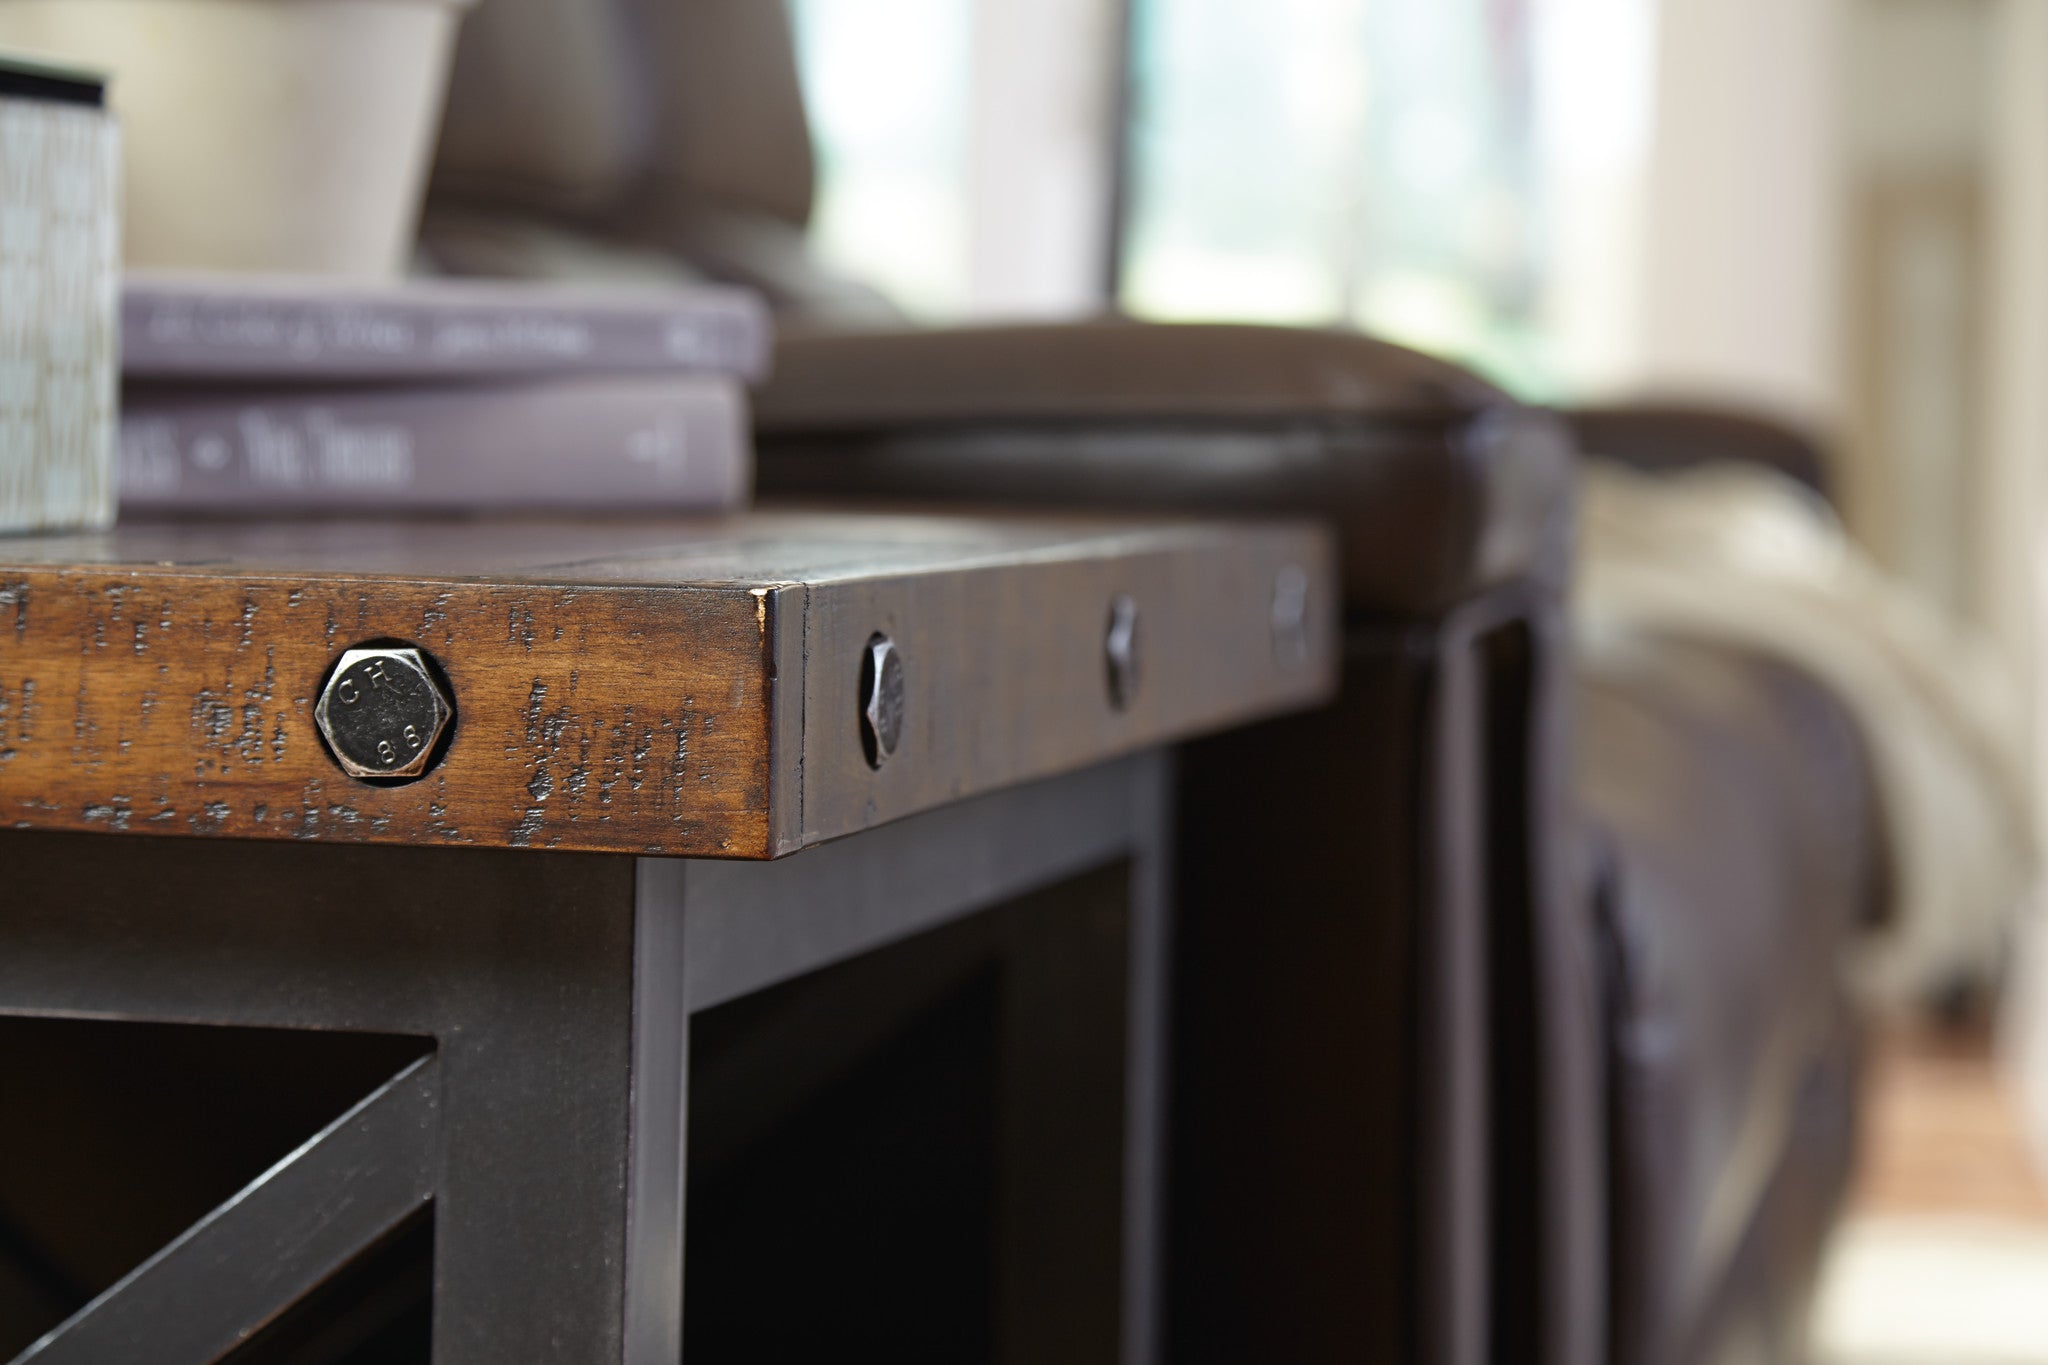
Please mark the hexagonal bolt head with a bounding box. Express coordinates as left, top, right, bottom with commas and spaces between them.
859, 633, 905, 768
1271, 565, 1313, 671
1105, 595, 1140, 710
314, 646, 455, 781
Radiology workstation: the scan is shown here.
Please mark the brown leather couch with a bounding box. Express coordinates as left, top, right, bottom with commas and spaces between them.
756, 325, 1600, 1365
425, 8, 1884, 1362
752, 340, 1882, 1365
1564, 405, 1882, 1365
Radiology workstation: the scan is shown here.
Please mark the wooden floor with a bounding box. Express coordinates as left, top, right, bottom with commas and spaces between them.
1812, 1023, 2048, 1363
1849, 1023, 2048, 1223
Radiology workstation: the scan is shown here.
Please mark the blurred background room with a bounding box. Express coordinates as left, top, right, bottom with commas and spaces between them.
789, 4, 2048, 1351
761, 1, 2048, 1347
5, 0, 2048, 1361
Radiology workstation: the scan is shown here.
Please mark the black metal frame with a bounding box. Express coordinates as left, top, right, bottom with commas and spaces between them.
0, 753, 1170, 1364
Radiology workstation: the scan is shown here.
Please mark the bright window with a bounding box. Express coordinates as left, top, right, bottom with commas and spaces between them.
1119, 0, 1555, 393
791, 0, 976, 318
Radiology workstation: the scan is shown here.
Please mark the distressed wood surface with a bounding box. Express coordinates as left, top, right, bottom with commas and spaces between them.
0, 567, 776, 854
0, 511, 1337, 857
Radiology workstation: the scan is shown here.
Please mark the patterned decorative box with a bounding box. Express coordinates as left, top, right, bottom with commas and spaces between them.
0, 55, 118, 533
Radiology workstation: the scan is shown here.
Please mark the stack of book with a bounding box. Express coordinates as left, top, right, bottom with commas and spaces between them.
0, 55, 119, 534
118, 273, 771, 515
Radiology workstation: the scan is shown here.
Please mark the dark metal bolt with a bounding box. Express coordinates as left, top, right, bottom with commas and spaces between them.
1105, 595, 1139, 709
1271, 566, 1312, 671
859, 633, 904, 768
314, 645, 454, 781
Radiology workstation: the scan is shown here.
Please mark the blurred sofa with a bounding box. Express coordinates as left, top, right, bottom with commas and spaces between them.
424, 6, 1887, 1362
751, 337, 1884, 1365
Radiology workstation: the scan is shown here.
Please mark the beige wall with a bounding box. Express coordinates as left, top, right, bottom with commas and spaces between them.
1841, 0, 1990, 608
1541, 0, 1848, 423
1996, 0, 2048, 1172
966, 0, 1120, 317
1985, 0, 2048, 698
1635, 0, 1847, 425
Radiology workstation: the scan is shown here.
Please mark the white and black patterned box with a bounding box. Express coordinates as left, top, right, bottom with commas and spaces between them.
0, 56, 118, 533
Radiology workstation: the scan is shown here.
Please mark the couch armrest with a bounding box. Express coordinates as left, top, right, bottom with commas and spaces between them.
757, 322, 1577, 618
1562, 403, 1836, 505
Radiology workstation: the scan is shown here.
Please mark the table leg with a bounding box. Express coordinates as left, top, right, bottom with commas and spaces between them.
0, 752, 1170, 1365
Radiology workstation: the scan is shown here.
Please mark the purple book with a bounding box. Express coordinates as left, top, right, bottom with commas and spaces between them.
119, 375, 751, 513
122, 271, 772, 383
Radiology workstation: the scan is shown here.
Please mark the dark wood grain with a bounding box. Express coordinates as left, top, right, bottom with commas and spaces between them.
0, 564, 779, 855
0, 511, 1336, 857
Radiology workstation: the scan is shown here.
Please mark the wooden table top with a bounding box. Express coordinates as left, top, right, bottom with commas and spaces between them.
0, 510, 1337, 858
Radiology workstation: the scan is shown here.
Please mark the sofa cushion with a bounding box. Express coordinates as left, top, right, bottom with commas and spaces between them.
757, 323, 1576, 616
1578, 637, 1881, 1364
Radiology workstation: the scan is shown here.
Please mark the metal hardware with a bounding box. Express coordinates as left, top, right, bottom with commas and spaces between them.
1105, 595, 1139, 710
1271, 566, 1312, 671
859, 633, 904, 768
314, 645, 455, 781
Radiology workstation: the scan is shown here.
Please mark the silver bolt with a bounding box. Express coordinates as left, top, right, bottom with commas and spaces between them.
859, 633, 904, 768
1105, 595, 1139, 709
1271, 566, 1312, 671
314, 645, 455, 781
